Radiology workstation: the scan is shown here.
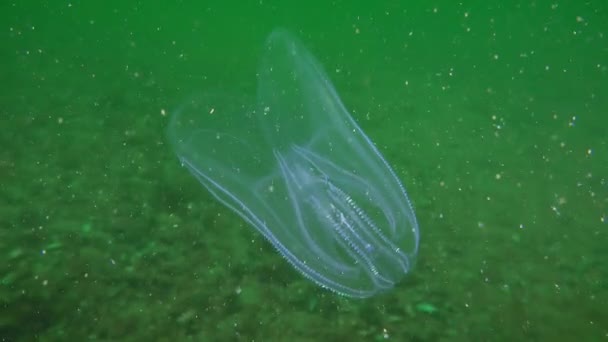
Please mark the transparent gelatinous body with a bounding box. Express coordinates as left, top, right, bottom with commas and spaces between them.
168, 29, 419, 298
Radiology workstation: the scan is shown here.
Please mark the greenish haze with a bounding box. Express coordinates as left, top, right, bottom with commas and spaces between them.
1, 1, 606, 341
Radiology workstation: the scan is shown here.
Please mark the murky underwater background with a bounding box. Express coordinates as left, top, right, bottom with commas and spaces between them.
1, 1, 606, 340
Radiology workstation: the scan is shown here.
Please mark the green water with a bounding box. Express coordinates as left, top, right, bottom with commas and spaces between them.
1, 1, 606, 341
